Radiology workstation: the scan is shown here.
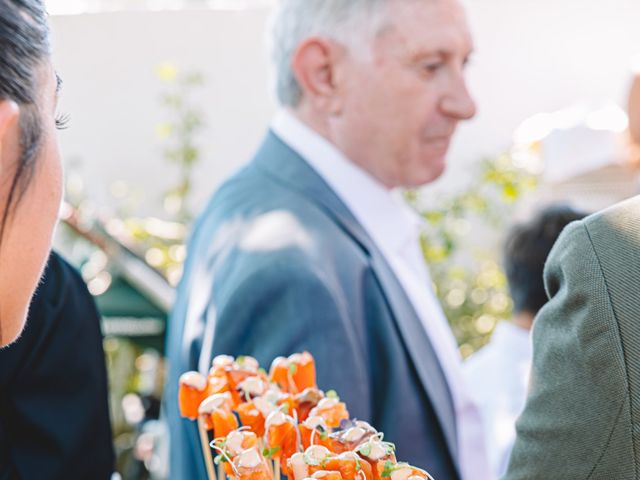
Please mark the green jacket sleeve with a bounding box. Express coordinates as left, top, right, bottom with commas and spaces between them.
504, 221, 635, 479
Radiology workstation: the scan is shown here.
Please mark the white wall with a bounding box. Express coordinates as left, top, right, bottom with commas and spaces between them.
440, 0, 640, 191
51, 7, 276, 215
50, 0, 640, 215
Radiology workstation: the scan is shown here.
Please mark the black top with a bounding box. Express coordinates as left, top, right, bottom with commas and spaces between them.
0, 251, 114, 479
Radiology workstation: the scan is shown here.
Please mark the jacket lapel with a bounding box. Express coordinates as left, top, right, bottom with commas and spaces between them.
254, 132, 460, 467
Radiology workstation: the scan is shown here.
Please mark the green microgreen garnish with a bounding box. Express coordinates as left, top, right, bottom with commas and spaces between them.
381, 461, 397, 478
358, 443, 372, 457
263, 446, 281, 459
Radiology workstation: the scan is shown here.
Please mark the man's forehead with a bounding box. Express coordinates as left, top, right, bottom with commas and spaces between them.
378, 0, 473, 55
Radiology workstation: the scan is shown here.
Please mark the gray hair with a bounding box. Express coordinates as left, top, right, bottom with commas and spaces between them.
269, 0, 391, 106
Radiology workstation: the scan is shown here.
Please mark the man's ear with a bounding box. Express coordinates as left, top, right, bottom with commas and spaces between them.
291, 37, 344, 114
0, 100, 20, 166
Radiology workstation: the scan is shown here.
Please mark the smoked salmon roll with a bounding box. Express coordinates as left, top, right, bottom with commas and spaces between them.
212, 407, 239, 439
328, 422, 377, 453
376, 463, 433, 480
288, 446, 332, 480
207, 355, 234, 395
265, 410, 301, 477
356, 439, 397, 480
294, 387, 325, 421
225, 356, 265, 406
270, 352, 317, 394
269, 356, 292, 392
231, 447, 272, 480
308, 397, 349, 429
309, 471, 344, 480
299, 416, 332, 451
225, 429, 259, 457
216, 428, 260, 477
198, 393, 234, 431
321, 451, 373, 480
236, 401, 267, 437
288, 352, 317, 392
178, 371, 208, 420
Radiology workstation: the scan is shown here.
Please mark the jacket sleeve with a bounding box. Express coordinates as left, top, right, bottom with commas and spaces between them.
209, 248, 372, 422
503, 221, 635, 479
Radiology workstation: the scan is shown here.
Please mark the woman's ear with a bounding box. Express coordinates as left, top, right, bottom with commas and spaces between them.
291, 37, 345, 114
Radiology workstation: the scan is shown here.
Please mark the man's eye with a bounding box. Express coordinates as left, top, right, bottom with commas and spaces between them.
55, 112, 70, 130
422, 62, 444, 74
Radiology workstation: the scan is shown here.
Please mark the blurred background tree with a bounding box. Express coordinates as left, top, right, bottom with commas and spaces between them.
408, 153, 538, 358
115, 63, 206, 287
56, 64, 207, 478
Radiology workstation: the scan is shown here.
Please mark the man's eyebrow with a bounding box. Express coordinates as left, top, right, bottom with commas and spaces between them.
412, 47, 475, 61
55, 73, 63, 95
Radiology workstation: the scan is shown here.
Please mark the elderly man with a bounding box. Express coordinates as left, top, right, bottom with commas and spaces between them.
166, 1, 489, 479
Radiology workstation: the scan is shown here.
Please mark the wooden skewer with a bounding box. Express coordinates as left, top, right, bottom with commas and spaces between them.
218, 462, 226, 480
197, 416, 217, 480
257, 439, 273, 477
274, 459, 281, 480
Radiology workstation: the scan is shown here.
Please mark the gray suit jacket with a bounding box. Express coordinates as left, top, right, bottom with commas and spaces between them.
165, 132, 460, 480
505, 195, 640, 479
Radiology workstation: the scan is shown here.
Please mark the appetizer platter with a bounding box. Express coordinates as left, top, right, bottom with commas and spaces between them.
179, 352, 435, 480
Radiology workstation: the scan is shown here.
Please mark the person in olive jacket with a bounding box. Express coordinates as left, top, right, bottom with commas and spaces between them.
505, 196, 640, 479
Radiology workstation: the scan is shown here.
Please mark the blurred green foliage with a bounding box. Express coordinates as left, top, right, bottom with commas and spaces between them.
408, 153, 537, 357
155, 63, 205, 223
57, 64, 208, 477
108, 64, 206, 286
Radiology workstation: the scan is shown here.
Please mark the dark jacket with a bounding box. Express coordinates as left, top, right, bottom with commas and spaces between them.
166, 132, 460, 480
0, 251, 114, 479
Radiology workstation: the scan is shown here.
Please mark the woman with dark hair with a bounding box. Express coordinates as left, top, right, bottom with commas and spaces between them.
0, 2, 115, 477
0, 0, 64, 346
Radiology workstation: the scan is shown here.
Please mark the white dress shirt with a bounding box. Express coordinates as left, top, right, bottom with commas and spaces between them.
463, 321, 532, 478
271, 110, 492, 480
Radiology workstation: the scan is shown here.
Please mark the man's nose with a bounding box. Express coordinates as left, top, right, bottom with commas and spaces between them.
441, 74, 477, 120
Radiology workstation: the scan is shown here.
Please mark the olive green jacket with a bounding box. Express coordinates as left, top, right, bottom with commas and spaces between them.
505, 195, 640, 479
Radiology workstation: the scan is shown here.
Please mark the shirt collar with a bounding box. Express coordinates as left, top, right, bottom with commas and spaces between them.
270, 109, 421, 255
490, 321, 532, 354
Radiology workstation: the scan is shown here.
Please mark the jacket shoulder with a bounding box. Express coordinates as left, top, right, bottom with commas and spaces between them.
584, 195, 640, 246
506, 201, 640, 478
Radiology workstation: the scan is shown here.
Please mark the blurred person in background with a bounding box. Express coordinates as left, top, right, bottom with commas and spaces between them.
627, 71, 640, 170
504, 195, 640, 477
463, 205, 586, 478
0, 251, 115, 479
166, 0, 491, 479
0, 0, 63, 346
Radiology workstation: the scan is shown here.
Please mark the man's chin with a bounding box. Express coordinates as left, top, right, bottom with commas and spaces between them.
410, 156, 447, 187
